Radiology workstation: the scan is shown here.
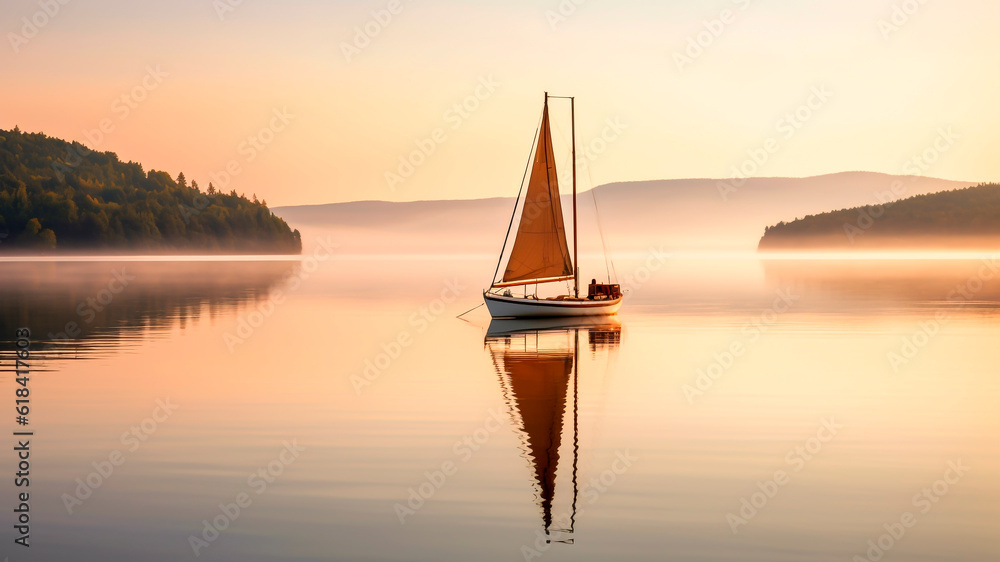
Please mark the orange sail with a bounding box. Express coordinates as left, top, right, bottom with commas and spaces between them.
500, 104, 574, 285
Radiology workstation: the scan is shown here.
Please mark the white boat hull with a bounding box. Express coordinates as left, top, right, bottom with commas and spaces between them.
484, 292, 622, 318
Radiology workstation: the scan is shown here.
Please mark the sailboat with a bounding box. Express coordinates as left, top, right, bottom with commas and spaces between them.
484, 93, 623, 318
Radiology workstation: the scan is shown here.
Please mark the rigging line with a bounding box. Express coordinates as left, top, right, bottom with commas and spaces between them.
549, 116, 573, 165
491, 109, 544, 287
549, 117, 576, 199
455, 302, 484, 319
585, 164, 617, 283
552, 110, 617, 284
548, 101, 577, 276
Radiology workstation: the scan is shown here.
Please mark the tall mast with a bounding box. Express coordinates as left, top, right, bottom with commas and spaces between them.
571, 97, 579, 298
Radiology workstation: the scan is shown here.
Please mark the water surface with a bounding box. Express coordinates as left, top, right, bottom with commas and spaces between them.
1, 254, 998, 561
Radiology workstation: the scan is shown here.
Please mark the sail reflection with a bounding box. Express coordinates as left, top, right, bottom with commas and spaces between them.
485, 317, 622, 544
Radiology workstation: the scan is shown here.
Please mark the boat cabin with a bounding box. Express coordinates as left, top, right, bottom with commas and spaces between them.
587, 279, 621, 301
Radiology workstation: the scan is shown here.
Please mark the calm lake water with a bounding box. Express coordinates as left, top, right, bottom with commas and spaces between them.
1, 251, 998, 562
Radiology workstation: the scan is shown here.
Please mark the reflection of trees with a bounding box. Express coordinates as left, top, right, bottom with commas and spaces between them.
0, 261, 295, 360
762, 259, 1000, 311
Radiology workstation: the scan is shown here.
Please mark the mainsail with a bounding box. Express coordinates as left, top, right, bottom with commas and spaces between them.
499, 104, 574, 286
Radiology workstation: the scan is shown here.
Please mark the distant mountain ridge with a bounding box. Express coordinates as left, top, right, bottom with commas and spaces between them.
274, 172, 971, 253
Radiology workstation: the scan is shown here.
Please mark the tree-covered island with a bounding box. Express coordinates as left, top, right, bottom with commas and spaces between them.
0, 127, 301, 254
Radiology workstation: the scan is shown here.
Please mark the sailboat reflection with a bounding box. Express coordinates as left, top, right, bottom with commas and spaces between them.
485, 316, 622, 544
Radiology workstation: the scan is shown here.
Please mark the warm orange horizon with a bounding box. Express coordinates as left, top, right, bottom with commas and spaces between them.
3, 0, 998, 207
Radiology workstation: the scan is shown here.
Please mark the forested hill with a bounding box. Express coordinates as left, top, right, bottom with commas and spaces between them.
0, 127, 301, 253
758, 183, 1000, 250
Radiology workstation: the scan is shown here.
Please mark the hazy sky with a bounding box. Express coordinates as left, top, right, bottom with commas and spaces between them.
2, 0, 998, 206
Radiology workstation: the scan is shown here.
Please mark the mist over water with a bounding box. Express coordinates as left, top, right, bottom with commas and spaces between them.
1, 253, 997, 561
